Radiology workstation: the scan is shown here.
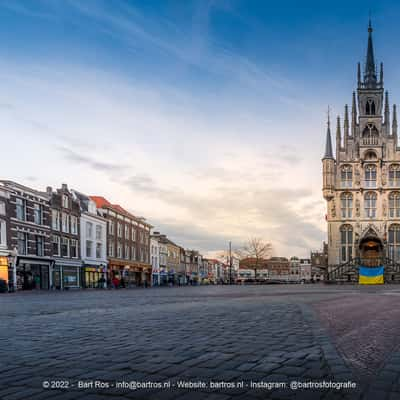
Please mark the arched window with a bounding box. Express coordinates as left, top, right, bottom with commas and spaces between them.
388, 224, 400, 261
362, 124, 379, 145
389, 192, 400, 218
341, 193, 353, 218
341, 165, 352, 188
389, 164, 400, 187
365, 192, 377, 218
365, 164, 377, 188
366, 99, 376, 115
340, 225, 353, 262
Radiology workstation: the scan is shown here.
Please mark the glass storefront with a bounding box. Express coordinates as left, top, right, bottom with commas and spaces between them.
17, 264, 50, 290
63, 267, 79, 288
0, 256, 8, 284
53, 266, 61, 289
52, 265, 80, 289
83, 267, 106, 288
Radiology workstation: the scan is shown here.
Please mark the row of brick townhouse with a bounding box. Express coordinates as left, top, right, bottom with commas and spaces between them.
149, 232, 238, 286
0, 179, 250, 291
0, 180, 153, 291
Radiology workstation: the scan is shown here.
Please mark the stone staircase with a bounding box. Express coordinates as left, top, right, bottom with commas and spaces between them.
326, 257, 400, 284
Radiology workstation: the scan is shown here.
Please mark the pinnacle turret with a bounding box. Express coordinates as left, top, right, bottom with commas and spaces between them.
364, 19, 377, 87
351, 92, 357, 136
393, 104, 398, 137
323, 112, 334, 159
344, 104, 349, 137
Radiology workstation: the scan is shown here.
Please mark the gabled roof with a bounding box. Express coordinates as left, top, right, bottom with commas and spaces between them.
90, 196, 153, 228
90, 196, 112, 209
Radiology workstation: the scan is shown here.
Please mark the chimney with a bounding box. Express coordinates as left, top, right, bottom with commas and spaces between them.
46, 186, 52, 195
61, 183, 68, 191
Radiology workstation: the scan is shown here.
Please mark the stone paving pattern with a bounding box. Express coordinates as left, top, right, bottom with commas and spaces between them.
0, 285, 400, 399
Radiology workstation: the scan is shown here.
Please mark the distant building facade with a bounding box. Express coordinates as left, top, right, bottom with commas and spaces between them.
91, 197, 152, 286
49, 184, 81, 290
150, 236, 160, 286
0, 187, 10, 287
0, 181, 53, 290
299, 258, 312, 282
266, 257, 290, 281
72, 190, 108, 288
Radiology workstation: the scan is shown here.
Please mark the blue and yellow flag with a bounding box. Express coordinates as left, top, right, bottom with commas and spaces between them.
359, 266, 384, 284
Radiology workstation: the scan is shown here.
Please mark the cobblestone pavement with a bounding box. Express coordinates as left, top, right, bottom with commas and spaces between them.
1, 285, 400, 400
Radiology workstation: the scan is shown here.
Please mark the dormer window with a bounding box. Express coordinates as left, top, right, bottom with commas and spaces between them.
62, 194, 69, 208
366, 98, 376, 115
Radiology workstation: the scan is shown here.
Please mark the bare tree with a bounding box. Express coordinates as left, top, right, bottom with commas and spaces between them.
236, 238, 272, 280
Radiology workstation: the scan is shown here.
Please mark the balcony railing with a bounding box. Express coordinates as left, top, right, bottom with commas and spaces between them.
363, 137, 379, 146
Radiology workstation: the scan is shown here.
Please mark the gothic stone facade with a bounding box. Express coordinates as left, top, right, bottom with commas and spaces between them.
323, 22, 400, 269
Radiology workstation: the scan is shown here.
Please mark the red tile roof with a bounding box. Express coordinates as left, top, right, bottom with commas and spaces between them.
90, 196, 153, 228
90, 196, 112, 208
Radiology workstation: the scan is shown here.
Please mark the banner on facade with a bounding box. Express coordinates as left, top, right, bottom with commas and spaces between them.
359, 266, 384, 284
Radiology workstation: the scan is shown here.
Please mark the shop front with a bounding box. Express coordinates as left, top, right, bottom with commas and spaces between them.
189, 272, 199, 285
0, 255, 8, 291
108, 259, 130, 287
52, 260, 81, 290
16, 256, 53, 290
107, 259, 151, 288
152, 267, 160, 286
82, 265, 107, 288
121, 266, 137, 287
159, 267, 168, 286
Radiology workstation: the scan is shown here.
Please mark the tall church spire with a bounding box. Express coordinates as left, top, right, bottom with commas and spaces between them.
323, 110, 334, 159
364, 19, 377, 87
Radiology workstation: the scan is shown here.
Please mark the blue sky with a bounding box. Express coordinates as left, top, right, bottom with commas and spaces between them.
0, 0, 399, 257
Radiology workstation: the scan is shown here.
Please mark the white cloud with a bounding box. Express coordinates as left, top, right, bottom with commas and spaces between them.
0, 1, 328, 258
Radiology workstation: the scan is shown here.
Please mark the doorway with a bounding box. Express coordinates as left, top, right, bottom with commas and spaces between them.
359, 236, 383, 267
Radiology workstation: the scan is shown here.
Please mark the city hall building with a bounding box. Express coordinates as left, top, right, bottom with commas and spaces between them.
323, 22, 400, 282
